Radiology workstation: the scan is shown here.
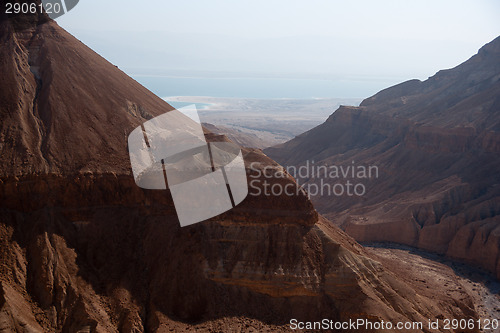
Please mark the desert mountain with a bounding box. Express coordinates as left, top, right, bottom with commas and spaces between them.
266, 36, 500, 280
0, 4, 485, 332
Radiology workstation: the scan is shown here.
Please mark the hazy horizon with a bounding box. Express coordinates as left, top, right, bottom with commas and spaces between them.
55, 0, 500, 98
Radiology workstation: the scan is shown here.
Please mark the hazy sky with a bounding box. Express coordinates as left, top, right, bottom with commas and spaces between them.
55, 0, 500, 97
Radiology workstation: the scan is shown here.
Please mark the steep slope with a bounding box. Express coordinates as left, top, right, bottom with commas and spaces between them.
0, 7, 482, 332
266, 36, 500, 279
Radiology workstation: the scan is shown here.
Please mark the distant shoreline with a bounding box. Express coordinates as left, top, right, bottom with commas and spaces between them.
163, 95, 361, 111
161, 96, 362, 148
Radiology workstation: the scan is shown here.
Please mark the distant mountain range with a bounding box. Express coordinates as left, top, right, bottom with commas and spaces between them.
266, 36, 500, 279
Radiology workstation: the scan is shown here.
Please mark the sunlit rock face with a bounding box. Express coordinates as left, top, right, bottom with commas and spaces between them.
266, 36, 500, 279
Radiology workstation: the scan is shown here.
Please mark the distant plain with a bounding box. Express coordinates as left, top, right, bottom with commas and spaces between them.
165, 96, 361, 147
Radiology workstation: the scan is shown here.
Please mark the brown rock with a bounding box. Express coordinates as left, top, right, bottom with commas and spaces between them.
266, 36, 500, 279
0, 10, 483, 332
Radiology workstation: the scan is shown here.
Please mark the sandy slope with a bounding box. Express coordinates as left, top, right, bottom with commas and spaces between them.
366, 243, 500, 333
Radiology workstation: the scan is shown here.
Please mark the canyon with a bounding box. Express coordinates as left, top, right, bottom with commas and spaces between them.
266, 36, 500, 281
0, 5, 490, 333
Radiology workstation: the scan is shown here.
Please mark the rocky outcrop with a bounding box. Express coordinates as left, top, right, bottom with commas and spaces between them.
202, 123, 271, 149
3, 152, 481, 332
2, 165, 478, 332
266, 36, 500, 279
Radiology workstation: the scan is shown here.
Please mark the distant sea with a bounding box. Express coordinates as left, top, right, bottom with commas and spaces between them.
131, 75, 404, 100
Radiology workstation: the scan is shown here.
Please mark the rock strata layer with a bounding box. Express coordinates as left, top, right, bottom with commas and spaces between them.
266, 36, 500, 280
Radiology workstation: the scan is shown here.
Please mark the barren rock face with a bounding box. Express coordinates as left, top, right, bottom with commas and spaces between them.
265, 36, 500, 279
0, 10, 482, 333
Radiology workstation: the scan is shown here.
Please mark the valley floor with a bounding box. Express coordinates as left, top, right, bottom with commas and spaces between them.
365, 243, 500, 333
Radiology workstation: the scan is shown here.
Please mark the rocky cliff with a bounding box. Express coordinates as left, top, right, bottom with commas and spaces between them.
266, 36, 500, 280
0, 5, 483, 332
